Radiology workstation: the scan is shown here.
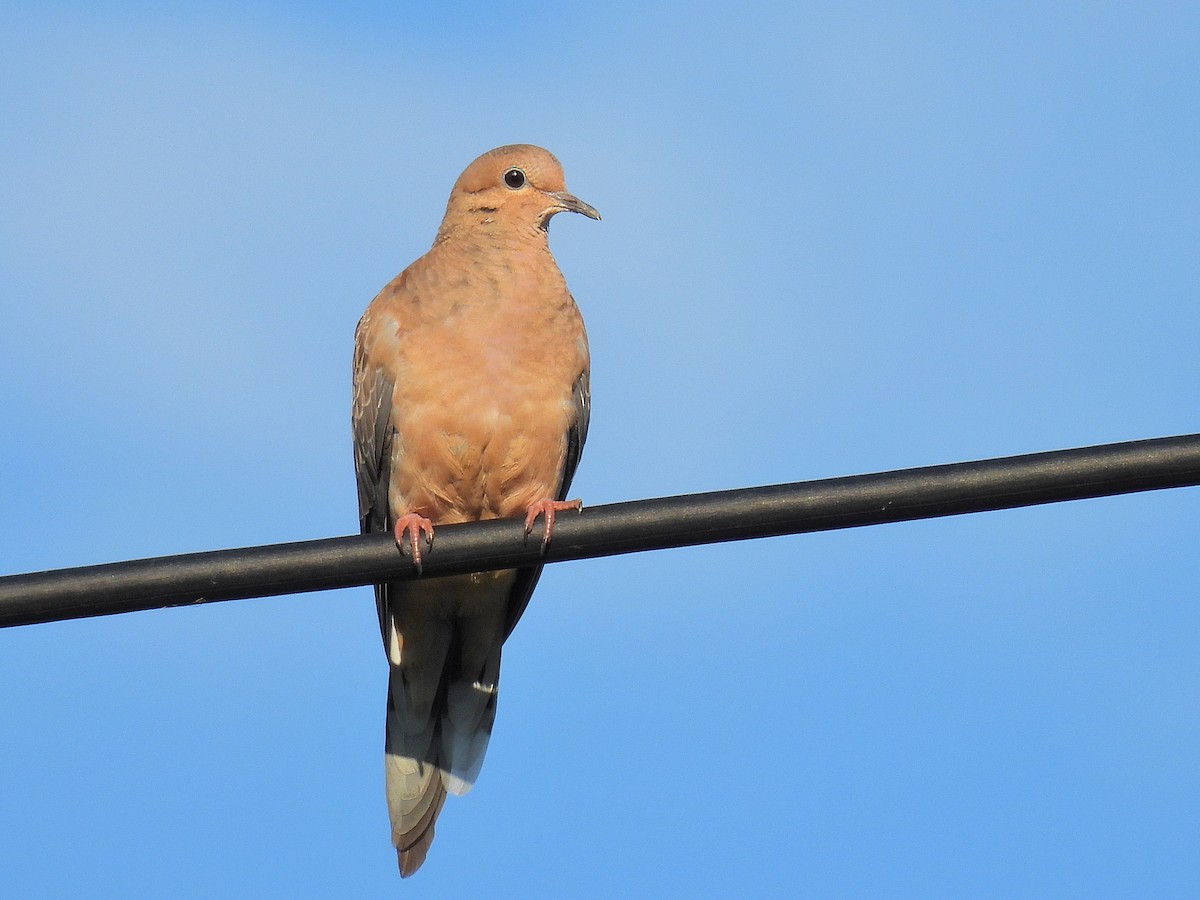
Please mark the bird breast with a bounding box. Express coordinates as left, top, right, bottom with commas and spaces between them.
387, 306, 584, 526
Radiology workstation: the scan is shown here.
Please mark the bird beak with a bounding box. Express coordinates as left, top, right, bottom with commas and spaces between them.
549, 191, 601, 221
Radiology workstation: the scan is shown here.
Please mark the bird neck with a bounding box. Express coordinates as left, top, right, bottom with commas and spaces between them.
433, 212, 550, 249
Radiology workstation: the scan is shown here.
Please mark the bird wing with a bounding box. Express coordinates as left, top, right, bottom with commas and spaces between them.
351, 307, 398, 641
501, 366, 590, 640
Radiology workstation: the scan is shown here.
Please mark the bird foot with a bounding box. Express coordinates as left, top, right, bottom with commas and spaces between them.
523, 498, 583, 552
393, 513, 435, 573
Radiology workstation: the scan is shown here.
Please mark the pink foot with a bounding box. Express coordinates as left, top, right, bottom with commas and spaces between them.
393, 513, 435, 573
523, 498, 583, 552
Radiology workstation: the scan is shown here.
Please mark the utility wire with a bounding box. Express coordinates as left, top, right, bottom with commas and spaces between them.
2, 433, 1198, 629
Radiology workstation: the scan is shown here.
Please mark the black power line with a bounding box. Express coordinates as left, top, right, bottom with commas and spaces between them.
2, 433, 1198, 629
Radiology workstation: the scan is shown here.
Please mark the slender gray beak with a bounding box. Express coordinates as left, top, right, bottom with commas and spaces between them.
550, 191, 601, 221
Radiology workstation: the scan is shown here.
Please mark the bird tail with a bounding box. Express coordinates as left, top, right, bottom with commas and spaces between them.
385, 742, 447, 876
382, 602, 504, 876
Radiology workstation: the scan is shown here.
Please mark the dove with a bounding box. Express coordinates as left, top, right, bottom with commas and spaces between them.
351, 144, 598, 876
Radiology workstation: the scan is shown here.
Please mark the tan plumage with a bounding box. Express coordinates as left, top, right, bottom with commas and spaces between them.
351, 145, 598, 876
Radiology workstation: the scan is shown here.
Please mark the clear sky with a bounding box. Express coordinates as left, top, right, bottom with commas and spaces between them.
1, 3, 1198, 897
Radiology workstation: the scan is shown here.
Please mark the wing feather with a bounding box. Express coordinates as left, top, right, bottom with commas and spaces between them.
502, 368, 590, 640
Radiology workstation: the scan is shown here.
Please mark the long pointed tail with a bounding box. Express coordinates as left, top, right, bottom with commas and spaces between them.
382, 640, 503, 874
385, 738, 448, 877
380, 577, 509, 876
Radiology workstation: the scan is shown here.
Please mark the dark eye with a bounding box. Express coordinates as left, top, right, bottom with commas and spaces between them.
503, 168, 526, 189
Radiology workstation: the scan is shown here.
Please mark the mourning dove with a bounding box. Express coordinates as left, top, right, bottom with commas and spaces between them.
351, 145, 599, 877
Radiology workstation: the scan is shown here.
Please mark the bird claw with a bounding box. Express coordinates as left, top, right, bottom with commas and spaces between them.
523, 498, 583, 553
393, 513, 435, 574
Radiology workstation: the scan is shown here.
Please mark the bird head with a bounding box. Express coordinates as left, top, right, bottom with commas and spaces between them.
438, 144, 600, 239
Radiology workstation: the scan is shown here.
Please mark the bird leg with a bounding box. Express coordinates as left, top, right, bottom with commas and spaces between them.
523, 498, 583, 552
393, 513, 435, 573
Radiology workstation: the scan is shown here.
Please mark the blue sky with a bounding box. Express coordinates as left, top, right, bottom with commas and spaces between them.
1, 3, 1198, 897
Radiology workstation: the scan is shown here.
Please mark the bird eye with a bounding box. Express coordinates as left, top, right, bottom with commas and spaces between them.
503, 168, 526, 189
